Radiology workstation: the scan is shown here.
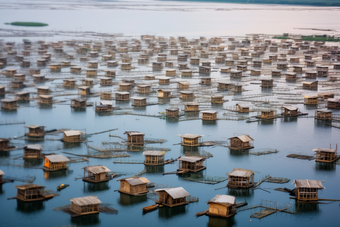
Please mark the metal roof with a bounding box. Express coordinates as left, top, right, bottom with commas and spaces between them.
313, 148, 337, 153
0, 169, 4, 175
25, 125, 44, 129
64, 130, 82, 137
125, 178, 145, 186
124, 131, 145, 136
207, 195, 236, 205
236, 103, 251, 108
327, 98, 340, 103
138, 177, 150, 184
155, 187, 190, 199
99, 101, 113, 106
282, 106, 298, 111
201, 110, 217, 114
45, 154, 70, 163
228, 168, 254, 177
178, 156, 204, 162
1, 99, 17, 103
24, 144, 43, 150
143, 150, 165, 156
82, 165, 111, 174
37, 86, 49, 90
70, 196, 102, 206
229, 135, 253, 142
39, 95, 53, 99
32, 74, 45, 78
78, 86, 90, 90
293, 179, 325, 189
131, 97, 146, 100
180, 91, 193, 94
15, 184, 45, 190
15, 91, 30, 95
179, 134, 202, 139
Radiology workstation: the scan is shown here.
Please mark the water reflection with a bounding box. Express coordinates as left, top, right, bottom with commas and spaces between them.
315, 162, 336, 171
39, 104, 53, 109
71, 108, 86, 112
63, 142, 81, 149
282, 116, 298, 122
158, 205, 187, 219
165, 117, 179, 123
44, 169, 71, 179
229, 149, 249, 156
84, 181, 110, 192
71, 213, 100, 226
158, 98, 170, 105
181, 146, 200, 156
295, 202, 319, 213
259, 119, 275, 125
202, 120, 217, 125
208, 216, 236, 227
118, 193, 147, 206
0, 151, 10, 158
24, 158, 43, 167
186, 112, 199, 118
227, 188, 254, 198
0, 184, 3, 194
16, 200, 45, 213
315, 120, 332, 128
145, 165, 164, 174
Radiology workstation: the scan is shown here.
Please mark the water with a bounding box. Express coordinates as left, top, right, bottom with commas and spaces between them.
0, 1, 340, 227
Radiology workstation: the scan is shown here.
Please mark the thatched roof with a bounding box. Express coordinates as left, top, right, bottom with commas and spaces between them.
70, 196, 102, 206
293, 179, 325, 189
228, 168, 254, 177
82, 165, 111, 174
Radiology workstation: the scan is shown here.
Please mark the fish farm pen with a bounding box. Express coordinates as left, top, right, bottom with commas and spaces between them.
0, 28, 339, 227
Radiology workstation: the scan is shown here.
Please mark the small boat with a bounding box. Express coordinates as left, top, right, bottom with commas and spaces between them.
57, 184, 69, 191
142, 204, 159, 212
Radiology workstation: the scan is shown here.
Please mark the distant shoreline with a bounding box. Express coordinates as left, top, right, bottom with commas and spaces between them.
160, 0, 340, 7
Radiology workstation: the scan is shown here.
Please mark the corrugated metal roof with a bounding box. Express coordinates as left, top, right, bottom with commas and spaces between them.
124, 131, 145, 136
179, 134, 202, 139
282, 106, 298, 111
201, 110, 217, 114
328, 98, 340, 103
100, 101, 113, 106
131, 97, 146, 100
293, 179, 325, 189
45, 154, 70, 163
37, 86, 49, 90
0, 169, 4, 175
70, 196, 102, 206
237, 103, 251, 108
39, 95, 53, 99
313, 148, 336, 153
235, 135, 253, 142
228, 168, 254, 177
178, 156, 204, 162
15, 184, 45, 190
138, 177, 150, 184
24, 144, 43, 150
1, 99, 17, 103
155, 187, 190, 199
64, 130, 82, 137
82, 165, 111, 174
25, 125, 44, 129
78, 86, 90, 90
208, 195, 235, 205
143, 150, 165, 156
16, 91, 30, 95
125, 178, 144, 186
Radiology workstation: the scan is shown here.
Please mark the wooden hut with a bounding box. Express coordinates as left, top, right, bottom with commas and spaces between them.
227, 168, 255, 188
293, 179, 324, 201
155, 187, 190, 207
107, 61, 119, 67
118, 83, 132, 91
144, 75, 155, 80
137, 85, 151, 94
118, 177, 150, 196
152, 62, 163, 71
177, 82, 190, 90
180, 91, 194, 100
1, 99, 18, 110
206, 195, 236, 218
281, 106, 299, 117
318, 92, 334, 100
15, 184, 46, 202
327, 98, 340, 109
277, 62, 288, 70
63, 130, 82, 142
166, 107, 179, 118
201, 110, 218, 121
95, 101, 113, 112
305, 71, 317, 79
316, 66, 328, 77
37, 86, 50, 95
25, 125, 45, 137
261, 79, 273, 88
199, 66, 211, 74
82, 165, 111, 183
313, 145, 337, 163
63, 79, 76, 88
82, 79, 94, 87
0, 139, 10, 151
5, 68, 17, 77
158, 89, 171, 98
0, 86, 5, 95
11, 80, 24, 89
143, 150, 166, 165
236, 103, 250, 113
78, 86, 91, 96
100, 77, 113, 86
315, 110, 332, 120
211, 95, 224, 104
86, 69, 97, 77
304, 95, 318, 105
70, 66, 81, 74
218, 82, 233, 91
70, 196, 102, 217
43, 154, 70, 172
132, 97, 147, 107
88, 61, 98, 68
179, 134, 202, 147
220, 67, 231, 73
13, 73, 25, 81
71, 98, 87, 108
260, 110, 274, 119
200, 78, 211, 85
228, 135, 254, 150
100, 91, 112, 100
23, 144, 43, 159
50, 64, 61, 72
182, 70, 193, 77
285, 72, 297, 81
115, 92, 130, 101
158, 77, 170, 85
178, 156, 206, 172
165, 69, 176, 76
38, 95, 53, 105
37, 59, 48, 66
0, 169, 4, 184
124, 131, 144, 146
230, 70, 242, 79
184, 102, 199, 112
15, 91, 30, 101
104, 70, 116, 77
302, 81, 318, 91
190, 58, 200, 65
33, 74, 45, 82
